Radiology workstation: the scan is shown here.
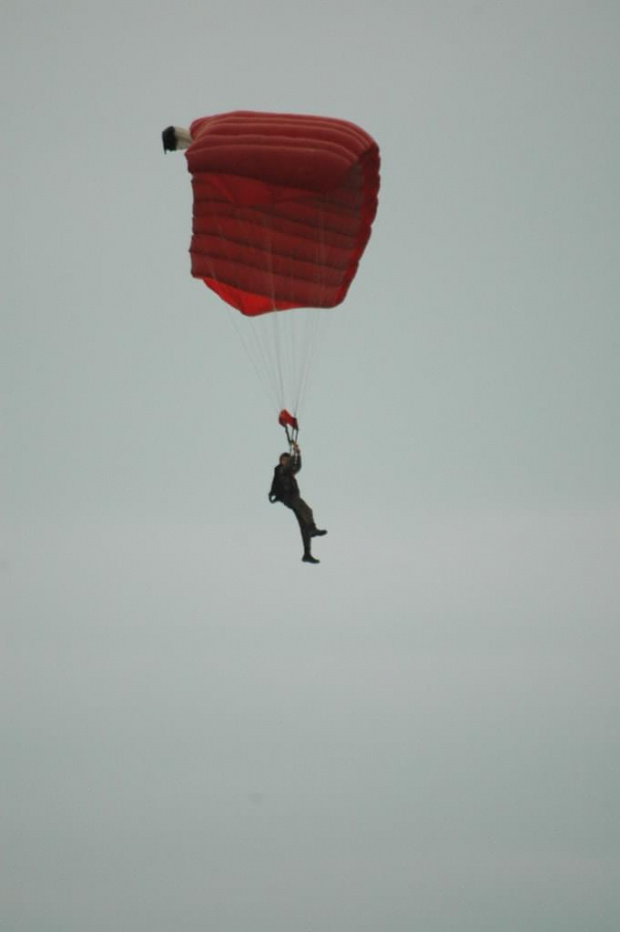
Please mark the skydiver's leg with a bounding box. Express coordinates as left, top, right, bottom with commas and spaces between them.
293, 510, 313, 556
282, 499, 320, 562
285, 501, 315, 559
295, 498, 327, 538
294, 498, 314, 528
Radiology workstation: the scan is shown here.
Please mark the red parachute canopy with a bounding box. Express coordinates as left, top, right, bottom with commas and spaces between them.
185, 111, 380, 317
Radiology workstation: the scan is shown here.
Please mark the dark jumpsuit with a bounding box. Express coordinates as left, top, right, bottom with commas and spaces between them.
269, 452, 316, 555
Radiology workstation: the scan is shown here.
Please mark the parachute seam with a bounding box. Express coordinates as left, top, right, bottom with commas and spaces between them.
191, 242, 351, 278
192, 200, 362, 236
193, 214, 357, 250
191, 228, 355, 269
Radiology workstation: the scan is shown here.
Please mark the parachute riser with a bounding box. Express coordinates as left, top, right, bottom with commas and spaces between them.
283, 422, 299, 453
278, 409, 299, 452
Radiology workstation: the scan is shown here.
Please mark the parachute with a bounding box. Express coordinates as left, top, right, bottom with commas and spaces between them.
163, 111, 380, 436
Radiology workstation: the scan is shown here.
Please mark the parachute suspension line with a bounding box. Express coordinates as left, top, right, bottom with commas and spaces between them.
256, 205, 288, 411
291, 201, 332, 420
226, 204, 283, 414
254, 205, 284, 407
208, 193, 333, 425
256, 202, 314, 420
293, 309, 321, 418
227, 312, 280, 414
304, 204, 328, 413
261, 203, 282, 404
207, 199, 281, 412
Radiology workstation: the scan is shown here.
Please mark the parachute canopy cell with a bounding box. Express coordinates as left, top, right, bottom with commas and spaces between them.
184, 111, 380, 316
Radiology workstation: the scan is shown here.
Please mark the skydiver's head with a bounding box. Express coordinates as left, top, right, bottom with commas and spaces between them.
279, 453, 291, 466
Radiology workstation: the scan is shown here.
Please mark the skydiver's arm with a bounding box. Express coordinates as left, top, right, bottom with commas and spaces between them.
291, 442, 302, 474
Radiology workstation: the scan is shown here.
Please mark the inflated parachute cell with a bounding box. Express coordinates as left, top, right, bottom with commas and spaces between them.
185, 111, 380, 316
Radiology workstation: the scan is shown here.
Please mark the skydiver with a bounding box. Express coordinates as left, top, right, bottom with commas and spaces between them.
269, 442, 327, 564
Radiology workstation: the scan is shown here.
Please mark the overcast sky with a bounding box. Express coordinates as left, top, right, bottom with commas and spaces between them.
3, 2, 620, 930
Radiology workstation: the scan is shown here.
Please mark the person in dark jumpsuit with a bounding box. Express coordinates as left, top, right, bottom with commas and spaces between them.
269, 442, 327, 563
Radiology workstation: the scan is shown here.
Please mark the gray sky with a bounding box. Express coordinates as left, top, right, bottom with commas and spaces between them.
3, 1, 620, 930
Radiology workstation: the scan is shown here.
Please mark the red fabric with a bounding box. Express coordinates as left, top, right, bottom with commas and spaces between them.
278, 409, 299, 430
185, 111, 380, 317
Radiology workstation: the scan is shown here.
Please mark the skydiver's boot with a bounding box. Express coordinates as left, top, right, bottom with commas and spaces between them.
311, 526, 327, 537
302, 553, 320, 564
